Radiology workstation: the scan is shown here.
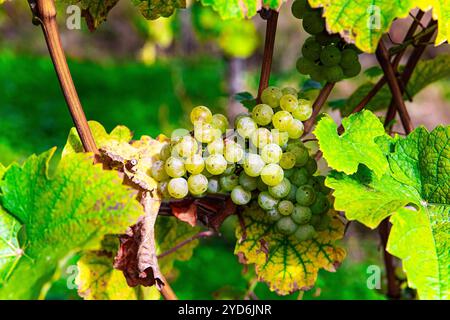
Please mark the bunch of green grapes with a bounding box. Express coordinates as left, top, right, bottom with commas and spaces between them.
292, 0, 362, 83
151, 86, 333, 242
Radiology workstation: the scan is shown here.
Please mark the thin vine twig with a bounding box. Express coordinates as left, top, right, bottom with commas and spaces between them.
302, 82, 335, 135
256, 9, 279, 103
376, 41, 414, 134
28, 0, 98, 155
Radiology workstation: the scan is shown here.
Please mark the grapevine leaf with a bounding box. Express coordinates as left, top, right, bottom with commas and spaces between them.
308, 0, 449, 53
0, 148, 143, 299
65, 0, 120, 31
76, 236, 161, 300
200, 0, 287, 19
321, 115, 450, 299
235, 203, 345, 295
314, 110, 389, 176
388, 206, 449, 300
344, 55, 450, 116
0, 163, 5, 179
0, 208, 21, 284
155, 216, 202, 275
132, 0, 186, 20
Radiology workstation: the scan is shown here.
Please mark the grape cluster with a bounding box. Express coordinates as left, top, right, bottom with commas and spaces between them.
292, 0, 362, 83
151, 86, 332, 242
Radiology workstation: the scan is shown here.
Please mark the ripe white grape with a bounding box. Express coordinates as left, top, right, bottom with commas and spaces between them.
279, 94, 298, 113
164, 156, 186, 178
252, 104, 274, 126
243, 153, 266, 177
190, 106, 212, 125
260, 163, 284, 186
278, 200, 294, 216
287, 119, 304, 139
272, 111, 294, 131
185, 154, 205, 175
219, 174, 239, 192
280, 152, 296, 169
239, 172, 258, 191
211, 113, 229, 133
258, 191, 279, 210
175, 135, 198, 158
261, 86, 283, 108
260, 143, 283, 164
231, 186, 252, 205
168, 177, 189, 199
224, 141, 244, 163
194, 123, 219, 143
236, 116, 258, 138
205, 154, 228, 175
251, 128, 273, 148
207, 138, 224, 155
188, 174, 208, 195
151, 160, 169, 182
292, 99, 313, 121
268, 178, 291, 199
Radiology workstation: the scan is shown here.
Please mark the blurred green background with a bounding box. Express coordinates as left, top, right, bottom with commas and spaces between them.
1, 0, 448, 300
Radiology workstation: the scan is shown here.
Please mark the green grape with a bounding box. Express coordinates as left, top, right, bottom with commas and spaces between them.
185, 154, 205, 175
207, 177, 220, 193
234, 112, 251, 127
165, 156, 186, 178
292, 99, 313, 121
286, 140, 304, 151
279, 94, 298, 113
271, 130, 289, 147
305, 157, 318, 175
224, 141, 244, 163
291, 206, 312, 224
223, 164, 236, 175
296, 185, 317, 206
310, 64, 326, 82
315, 214, 331, 231
194, 123, 218, 143
239, 172, 258, 191
159, 143, 172, 161
284, 168, 295, 178
205, 154, 227, 175
296, 57, 316, 75
243, 153, 266, 177
315, 32, 341, 45
278, 200, 294, 216
258, 191, 279, 210
276, 217, 298, 235
188, 174, 208, 196
294, 225, 316, 241
272, 111, 294, 131
261, 86, 283, 108
211, 114, 229, 133
207, 138, 224, 155
282, 87, 298, 96
301, 37, 321, 60
324, 65, 345, 83
343, 62, 361, 78
256, 176, 268, 191
280, 152, 296, 169
252, 104, 274, 126
303, 11, 325, 35
151, 160, 169, 182
168, 177, 189, 199
190, 106, 212, 125
289, 146, 309, 167
291, 0, 310, 19
231, 186, 252, 205
320, 45, 342, 66
261, 163, 284, 186
174, 135, 198, 158
310, 193, 330, 215
250, 128, 273, 148
340, 49, 359, 68
268, 177, 291, 199
315, 175, 332, 194
267, 208, 282, 222
310, 214, 321, 227
291, 167, 310, 186
287, 119, 304, 139
260, 143, 283, 164
158, 180, 170, 199
286, 184, 297, 202
219, 174, 239, 192
236, 116, 258, 138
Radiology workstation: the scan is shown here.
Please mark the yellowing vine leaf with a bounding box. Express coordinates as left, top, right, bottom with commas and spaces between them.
235, 203, 345, 295
76, 236, 160, 300
200, 0, 287, 19
133, 0, 186, 20
317, 112, 449, 299
0, 149, 143, 299
308, 0, 449, 53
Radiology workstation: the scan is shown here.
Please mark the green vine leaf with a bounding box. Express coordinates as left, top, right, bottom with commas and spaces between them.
0, 148, 143, 299
0, 208, 21, 284
343, 55, 450, 116
235, 203, 345, 295
76, 236, 160, 300
318, 112, 449, 299
314, 110, 389, 176
200, 0, 286, 19
308, 0, 448, 53
132, 0, 186, 20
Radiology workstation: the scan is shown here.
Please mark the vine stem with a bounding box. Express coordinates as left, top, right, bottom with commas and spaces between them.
160, 274, 178, 300
379, 220, 400, 299
157, 230, 215, 259
302, 82, 335, 135
256, 9, 279, 103
28, 0, 98, 155
376, 41, 414, 134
